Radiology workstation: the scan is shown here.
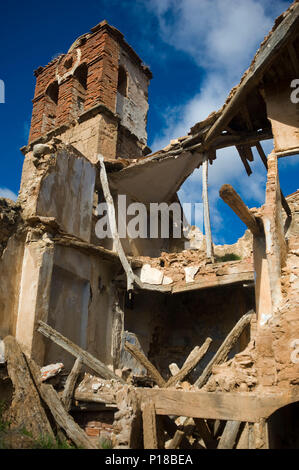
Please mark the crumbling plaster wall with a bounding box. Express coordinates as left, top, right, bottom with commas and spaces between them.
44, 244, 120, 370
0, 199, 26, 339
0, 233, 26, 338
15, 233, 55, 361
116, 50, 149, 146
20, 146, 95, 243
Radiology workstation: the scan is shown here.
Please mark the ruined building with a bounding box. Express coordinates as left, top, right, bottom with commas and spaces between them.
0, 2, 299, 449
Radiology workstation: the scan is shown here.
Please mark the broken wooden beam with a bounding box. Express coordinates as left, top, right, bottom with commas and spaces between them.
41, 383, 97, 449
167, 430, 185, 449
124, 341, 166, 388
169, 345, 203, 376
202, 156, 214, 261
61, 356, 82, 412
98, 154, 136, 291
169, 363, 180, 376
73, 390, 116, 405
219, 185, 262, 236
217, 420, 241, 449
142, 400, 158, 449
3, 336, 55, 441
194, 310, 254, 388
165, 338, 212, 388
236, 145, 253, 176
194, 418, 216, 449
255, 142, 291, 217
38, 321, 125, 384
26, 354, 97, 449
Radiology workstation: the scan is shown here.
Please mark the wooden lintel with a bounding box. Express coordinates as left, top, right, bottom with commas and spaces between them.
219, 184, 262, 236
135, 388, 298, 423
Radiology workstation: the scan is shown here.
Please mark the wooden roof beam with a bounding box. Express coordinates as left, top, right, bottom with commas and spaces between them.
219, 184, 263, 236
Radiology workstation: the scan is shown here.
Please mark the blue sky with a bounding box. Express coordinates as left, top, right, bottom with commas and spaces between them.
0, 0, 298, 244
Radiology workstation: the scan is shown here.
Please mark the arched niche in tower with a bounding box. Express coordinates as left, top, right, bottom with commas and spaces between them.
44, 81, 59, 132
117, 66, 128, 97
73, 63, 88, 115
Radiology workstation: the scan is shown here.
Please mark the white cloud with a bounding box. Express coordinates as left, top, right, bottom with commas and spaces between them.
145, 0, 291, 242
148, 0, 290, 149
146, 0, 288, 71
0, 188, 18, 201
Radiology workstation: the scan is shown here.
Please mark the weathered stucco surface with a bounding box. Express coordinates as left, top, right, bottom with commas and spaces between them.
116, 50, 149, 146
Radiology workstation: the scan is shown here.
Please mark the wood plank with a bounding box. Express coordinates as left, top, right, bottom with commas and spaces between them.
124, 341, 166, 388
98, 154, 136, 291
37, 321, 125, 384
4, 336, 55, 441
26, 354, 97, 449
136, 388, 295, 422
165, 338, 212, 388
195, 311, 254, 388
142, 400, 158, 449
217, 420, 241, 449
194, 418, 215, 449
39, 384, 97, 449
202, 156, 214, 260
236, 144, 254, 163
219, 185, 261, 236
61, 356, 82, 411
248, 423, 256, 449
236, 422, 249, 449
169, 363, 180, 376
74, 389, 116, 405
167, 430, 185, 449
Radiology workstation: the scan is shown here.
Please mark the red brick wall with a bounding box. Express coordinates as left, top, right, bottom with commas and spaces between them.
28, 26, 120, 144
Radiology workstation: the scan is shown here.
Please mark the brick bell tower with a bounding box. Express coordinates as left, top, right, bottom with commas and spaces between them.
26, 20, 152, 163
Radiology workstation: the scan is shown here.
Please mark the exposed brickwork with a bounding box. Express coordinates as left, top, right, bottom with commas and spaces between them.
28, 22, 151, 148
27, 21, 152, 164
